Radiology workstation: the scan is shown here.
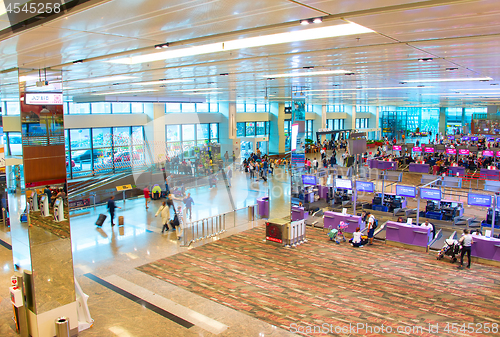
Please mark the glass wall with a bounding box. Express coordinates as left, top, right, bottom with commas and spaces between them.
166, 123, 219, 159
236, 103, 268, 112
284, 120, 291, 152
65, 126, 145, 178
326, 119, 345, 130
65, 102, 145, 114
355, 118, 369, 129
4, 132, 23, 155
236, 121, 270, 137
166, 102, 218, 113
305, 120, 313, 140
326, 105, 345, 112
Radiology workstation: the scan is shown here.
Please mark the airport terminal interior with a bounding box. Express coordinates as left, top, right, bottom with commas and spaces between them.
2, 0, 500, 336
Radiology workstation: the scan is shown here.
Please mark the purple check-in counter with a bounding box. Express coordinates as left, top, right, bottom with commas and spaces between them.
323, 211, 364, 235
291, 206, 309, 221
317, 185, 328, 200
480, 168, 500, 180
257, 197, 269, 218
471, 236, 500, 263
449, 166, 465, 177
385, 221, 431, 251
369, 159, 397, 170
409, 163, 430, 174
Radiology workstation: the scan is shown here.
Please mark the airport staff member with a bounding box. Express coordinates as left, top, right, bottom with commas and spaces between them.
421, 219, 434, 238
457, 229, 473, 270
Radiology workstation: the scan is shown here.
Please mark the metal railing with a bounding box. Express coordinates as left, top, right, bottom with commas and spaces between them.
180, 205, 257, 247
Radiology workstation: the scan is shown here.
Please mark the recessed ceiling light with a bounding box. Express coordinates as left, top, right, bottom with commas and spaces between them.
92, 89, 158, 95
445, 67, 458, 71
345, 72, 355, 76
300, 20, 310, 25
131, 79, 190, 86
73, 60, 84, 64
313, 18, 323, 24
480, 79, 491, 82
109, 22, 374, 65
79, 75, 137, 83
402, 77, 493, 83
418, 58, 433, 62
263, 70, 350, 78
303, 66, 314, 69
154, 43, 169, 49
491, 83, 499, 86
220, 73, 229, 76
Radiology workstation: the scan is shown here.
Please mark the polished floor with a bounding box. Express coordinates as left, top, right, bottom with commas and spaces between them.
0, 156, 497, 337
0, 167, 293, 337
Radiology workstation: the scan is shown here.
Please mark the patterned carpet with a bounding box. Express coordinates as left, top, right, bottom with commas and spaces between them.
138, 226, 500, 336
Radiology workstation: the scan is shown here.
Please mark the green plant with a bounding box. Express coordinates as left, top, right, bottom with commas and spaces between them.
305, 138, 314, 144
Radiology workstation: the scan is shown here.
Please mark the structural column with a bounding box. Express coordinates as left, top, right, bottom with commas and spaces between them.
7, 69, 79, 337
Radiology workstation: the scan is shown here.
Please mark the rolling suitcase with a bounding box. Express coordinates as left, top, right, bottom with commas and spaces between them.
96, 214, 107, 227
118, 216, 124, 226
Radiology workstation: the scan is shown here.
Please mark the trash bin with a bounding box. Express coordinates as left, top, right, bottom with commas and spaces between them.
248, 205, 255, 221
55, 317, 70, 337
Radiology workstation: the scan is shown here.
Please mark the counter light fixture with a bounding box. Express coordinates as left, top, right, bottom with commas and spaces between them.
109, 22, 374, 65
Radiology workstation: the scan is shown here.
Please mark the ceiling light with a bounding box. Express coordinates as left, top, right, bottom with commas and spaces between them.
92, 89, 158, 96
131, 79, 190, 86
491, 83, 499, 86
402, 77, 493, 83
418, 58, 433, 62
73, 60, 84, 64
174, 88, 218, 92
313, 18, 323, 24
109, 22, 374, 65
79, 75, 137, 83
220, 73, 229, 76
303, 66, 314, 69
399, 82, 406, 84
262, 69, 350, 78
154, 43, 169, 49
300, 20, 310, 25
446, 67, 458, 71
480, 79, 491, 82
345, 73, 355, 76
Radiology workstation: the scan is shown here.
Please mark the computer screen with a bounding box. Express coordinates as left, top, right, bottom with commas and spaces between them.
412, 147, 422, 152
446, 148, 457, 155
54, 199, 60, 207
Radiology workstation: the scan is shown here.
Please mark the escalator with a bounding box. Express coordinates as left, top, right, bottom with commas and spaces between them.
429, 229, 457, 251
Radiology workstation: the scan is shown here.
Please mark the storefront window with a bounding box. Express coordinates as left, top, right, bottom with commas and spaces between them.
210, 123, 218, 141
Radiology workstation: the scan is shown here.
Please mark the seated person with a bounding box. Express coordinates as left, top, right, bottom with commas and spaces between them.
349, 227, 366, 247
397, 216, 405, 223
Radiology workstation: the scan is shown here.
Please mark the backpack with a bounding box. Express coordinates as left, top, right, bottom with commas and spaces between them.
371, 219, 378, 230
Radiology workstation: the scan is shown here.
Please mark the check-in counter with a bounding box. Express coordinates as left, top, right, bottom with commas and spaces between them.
291, 206, 308, 221
323, 211, 363, 237
470, 236, 500, 266
257, 197, 269, 218
409, 163, 430, 174
317, 185, 328, 200
449, 166, 465, 176
371, 160, 397, 171
480, 168, 500, 180
385, 221, 431, 252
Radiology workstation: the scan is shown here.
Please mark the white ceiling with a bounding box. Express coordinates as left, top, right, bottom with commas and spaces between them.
1, 0, 500, 107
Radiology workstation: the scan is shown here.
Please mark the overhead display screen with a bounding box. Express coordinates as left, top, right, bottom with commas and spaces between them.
412, 147, 422, 152
396, 185, 416, 198
356, 181, 374, 193
483, 150, 494, 157
458, 149, 470, 155
301, 175, 316, 185
420, 188, 442, 201
393, 145, 402, 151
446, 148, 456, 155
468, 193, 492, 207
424, 147, 435, 153
335, 178, 352, 190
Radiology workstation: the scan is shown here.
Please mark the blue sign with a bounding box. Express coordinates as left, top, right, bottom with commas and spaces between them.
471, 136, 479, 141
468, 193, 492, 207
496, 138, 500, 142
302, 175, 317, 185
356, 181, 374, 193
462, 136, 470, 141
396, 185, 416, 198
420, 188, 442, 201
448, 135, 454, 139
